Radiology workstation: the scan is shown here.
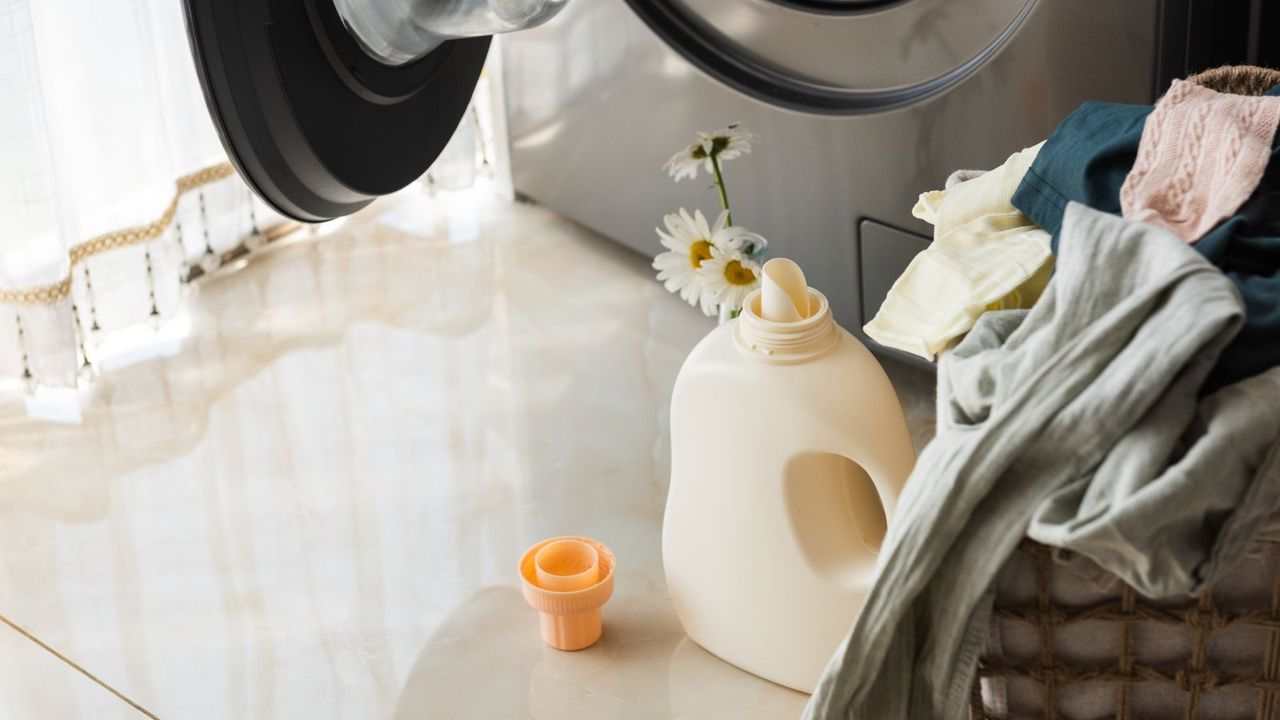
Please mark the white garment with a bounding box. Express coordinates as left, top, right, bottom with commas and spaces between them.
864, 142, 1053, 360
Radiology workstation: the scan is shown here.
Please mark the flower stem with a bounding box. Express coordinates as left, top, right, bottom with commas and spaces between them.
709, 152, 732, 227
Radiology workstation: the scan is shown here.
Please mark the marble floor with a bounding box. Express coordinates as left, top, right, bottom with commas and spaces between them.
0, 185, 936, 719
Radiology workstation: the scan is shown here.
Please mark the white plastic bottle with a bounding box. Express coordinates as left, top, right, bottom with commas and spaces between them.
663, 259, 915, 693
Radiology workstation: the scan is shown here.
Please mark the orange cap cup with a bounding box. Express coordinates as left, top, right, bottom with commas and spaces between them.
519, 536, 614, 651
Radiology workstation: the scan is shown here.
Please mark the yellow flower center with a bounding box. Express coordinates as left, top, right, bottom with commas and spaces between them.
690, 136, 729, 161
723, 260, 757, 286
689, 240, 714, 268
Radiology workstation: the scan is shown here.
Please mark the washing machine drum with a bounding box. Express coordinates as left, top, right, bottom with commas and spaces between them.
624, 0, 1035, 113
182, 0, 528, 222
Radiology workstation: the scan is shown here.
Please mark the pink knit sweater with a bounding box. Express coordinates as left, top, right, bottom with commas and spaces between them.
1121, 79, 1280, 242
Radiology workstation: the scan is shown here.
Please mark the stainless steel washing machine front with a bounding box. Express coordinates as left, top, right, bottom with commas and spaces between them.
502, 0, 1165, 356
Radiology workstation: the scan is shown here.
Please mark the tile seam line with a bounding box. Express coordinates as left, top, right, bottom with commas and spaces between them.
0, 610, 161, 720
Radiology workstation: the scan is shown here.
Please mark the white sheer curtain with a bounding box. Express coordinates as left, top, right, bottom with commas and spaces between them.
0, 0, 288, 389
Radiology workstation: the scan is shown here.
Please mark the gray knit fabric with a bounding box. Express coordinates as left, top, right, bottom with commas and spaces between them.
806, 202, 1280, 720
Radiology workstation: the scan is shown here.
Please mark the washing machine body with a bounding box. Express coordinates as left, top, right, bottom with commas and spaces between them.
500, 0, 1187, 360
180, 0, 1251, 363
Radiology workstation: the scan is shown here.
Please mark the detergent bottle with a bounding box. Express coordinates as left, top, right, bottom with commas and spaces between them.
663, 258, 916, 692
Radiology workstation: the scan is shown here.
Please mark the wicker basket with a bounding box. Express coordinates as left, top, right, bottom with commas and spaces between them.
1183, 66, 1280, 97
971, 65, 1280, 720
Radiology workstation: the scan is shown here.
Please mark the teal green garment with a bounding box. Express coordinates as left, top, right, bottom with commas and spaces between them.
1012, 101, 1151, 241
1012, 85, 1280, 392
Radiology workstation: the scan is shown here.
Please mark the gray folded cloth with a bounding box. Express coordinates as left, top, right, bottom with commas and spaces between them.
805, 202, 1280, 720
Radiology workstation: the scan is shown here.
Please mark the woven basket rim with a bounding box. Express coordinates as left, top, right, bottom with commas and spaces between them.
1185, 64, 1280, 96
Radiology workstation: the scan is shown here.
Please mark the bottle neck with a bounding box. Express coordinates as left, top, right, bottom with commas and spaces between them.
733, 288, 838, 364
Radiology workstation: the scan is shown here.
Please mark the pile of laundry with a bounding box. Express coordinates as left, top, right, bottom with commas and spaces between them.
807, 76, 1280, 720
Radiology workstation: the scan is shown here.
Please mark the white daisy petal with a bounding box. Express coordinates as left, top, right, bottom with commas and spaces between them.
664, 142, 705, 182
710, 209, 727, 234
678, 207, 697, 233
656, 226, 680, 253
662, 214, 683, 241
698, 286, 719, 316
692, 209, 712, 242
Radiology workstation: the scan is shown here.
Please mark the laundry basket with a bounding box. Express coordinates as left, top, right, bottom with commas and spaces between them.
970, 65, 1280, 720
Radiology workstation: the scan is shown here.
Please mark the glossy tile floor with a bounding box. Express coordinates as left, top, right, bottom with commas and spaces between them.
0, 186, 936, 719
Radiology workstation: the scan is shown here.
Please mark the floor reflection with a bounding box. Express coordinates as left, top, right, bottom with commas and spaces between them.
0, 185, 934, 719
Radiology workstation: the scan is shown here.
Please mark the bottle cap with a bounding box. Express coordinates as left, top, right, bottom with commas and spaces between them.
519, 536, 615, 650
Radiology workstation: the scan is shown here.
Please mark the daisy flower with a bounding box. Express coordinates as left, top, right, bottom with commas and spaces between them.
700, 246, 763, 314
653, 208, 720, 315
663, 124, 757, 182
653, 209, 760, 316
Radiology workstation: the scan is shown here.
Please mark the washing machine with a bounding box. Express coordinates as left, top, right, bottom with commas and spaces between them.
501, 0, 1263, 359
178, 0, 1261, 345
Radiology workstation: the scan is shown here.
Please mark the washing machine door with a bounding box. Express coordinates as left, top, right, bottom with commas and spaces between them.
623, 0, 1036, 114
182, 0, 562, 222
